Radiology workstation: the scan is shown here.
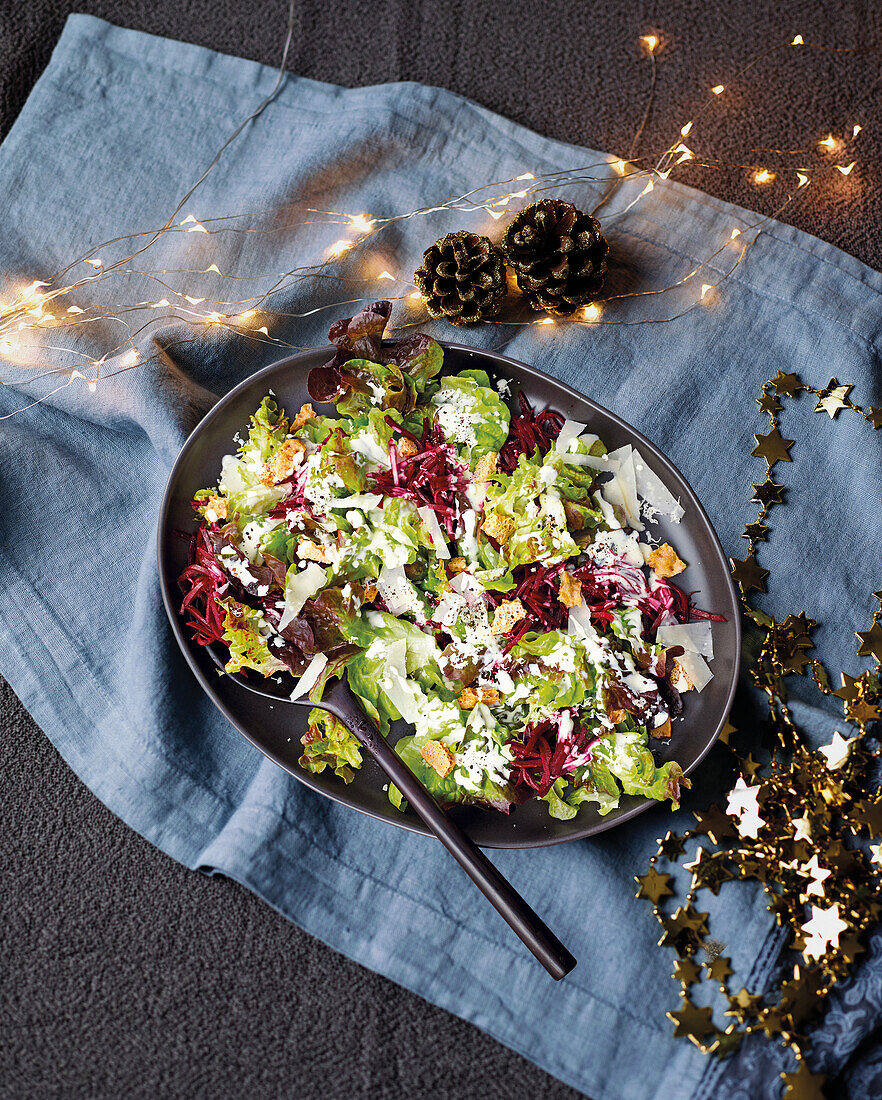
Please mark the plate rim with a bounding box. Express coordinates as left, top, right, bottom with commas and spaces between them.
157, 340, 741, 848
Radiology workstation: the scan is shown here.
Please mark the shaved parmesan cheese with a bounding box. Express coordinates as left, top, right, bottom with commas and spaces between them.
605, 445, 644, 531
381, 667, 422, 723
633, 452, 685, 523
460, 508, 479, 562
278, 562, 326, 631
450, 571, 482, 600
555, 419, 587, 452
327, 493, 382, 511
559, 452, 607, 469
656, 621, 714, 659
289, 652, 328, 700
417, 506, 451, 559
673, 649, 713, 692
376, 565, 423, 617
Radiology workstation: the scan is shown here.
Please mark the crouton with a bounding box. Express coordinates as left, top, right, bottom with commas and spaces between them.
646, 542, 687, 578
482, 511, 515, 544
447, 557, 468, 576
296, 539, 335, 564
363, 583, 378, 603
490, 597, 527, 636
479, 687, 500, 706
458, 687, 479, 710
397, 437, 419, 460
609, 709, 627, 724
670, 657, 695, 692
205, 495, 227, 522
260, 438, 306, 486
420, 740, 455, 777
292, 403, 315, 430
652, 716, 673, 739
473, 451, 498, 485
558, 572, 583, 608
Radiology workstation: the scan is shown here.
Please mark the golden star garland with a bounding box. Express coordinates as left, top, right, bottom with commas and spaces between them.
635, 371, 881, 1097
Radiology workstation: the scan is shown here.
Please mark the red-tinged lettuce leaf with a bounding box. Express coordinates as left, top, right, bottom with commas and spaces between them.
383, 333, 443, 393
327, 299, 391, 361
309, 301, 441, 408
337, 359, 414, 417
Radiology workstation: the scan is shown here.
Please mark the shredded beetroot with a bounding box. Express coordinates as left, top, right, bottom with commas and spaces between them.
178, 525, 230, 645
486, 562, 568, 650
498, 392, 565, 474
509, 711, 602, 795
369, 421, 468, 537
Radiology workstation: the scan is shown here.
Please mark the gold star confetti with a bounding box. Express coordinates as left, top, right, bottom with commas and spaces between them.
814, 378, 853, 418
743, 519, 769, 543
667, 999, 718, 1040
730, 553, 769, 593
658, 830, 686, 860
772, 370, 802, 396
673, 957, 703, 985
849, 797, 882, 834
801, 903, 848, 961
780, 1061, 827, 1100
635, 867, 674, 904
817, 730, 855, 769
868, 406, 882, 429
800, 855, 831, 898
726, 778, 765, 838
848, 695, 880, 726
740, 753, 762, 779
869, 843, 882, 866
832, 672, 863, 705
791, 816, 813, 843
752, 479, 785, 506
684, 847, 733, 895
717, 718, 738, 745
725, 987, 765, 1021
706, 955, 733, 983
757, 390, 783, 415
751, 427, 794, 465
692, 804, 738, 845
856, 622, 882, 661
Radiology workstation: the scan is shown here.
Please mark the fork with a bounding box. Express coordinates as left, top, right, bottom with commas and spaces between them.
219, 664, 576, 980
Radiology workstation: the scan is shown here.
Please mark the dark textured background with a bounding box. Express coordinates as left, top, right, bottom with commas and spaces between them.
2, 3, 880, 1098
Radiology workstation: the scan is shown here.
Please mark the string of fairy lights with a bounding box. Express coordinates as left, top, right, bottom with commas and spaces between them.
0, 28, 876, 421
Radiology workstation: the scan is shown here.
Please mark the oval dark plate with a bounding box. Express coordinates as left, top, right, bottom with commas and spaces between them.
158, 342, 740, 848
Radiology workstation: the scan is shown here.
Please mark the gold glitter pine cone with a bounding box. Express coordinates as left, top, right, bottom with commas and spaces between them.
413, 231, 507, 325
501, 199, 609, 315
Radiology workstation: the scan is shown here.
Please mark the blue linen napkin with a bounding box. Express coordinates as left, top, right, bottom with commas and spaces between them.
2, 16, 881, 1099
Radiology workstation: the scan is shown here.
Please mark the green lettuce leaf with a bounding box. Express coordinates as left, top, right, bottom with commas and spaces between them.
431, 370, 510, 462
299, 707, 363, 782
482, 455, 579, 567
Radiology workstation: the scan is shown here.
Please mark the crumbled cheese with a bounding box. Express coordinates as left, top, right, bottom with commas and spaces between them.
433, 385, 478, 448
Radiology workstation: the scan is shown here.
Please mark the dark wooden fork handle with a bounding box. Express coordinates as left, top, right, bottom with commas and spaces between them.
325, 686, 577, 981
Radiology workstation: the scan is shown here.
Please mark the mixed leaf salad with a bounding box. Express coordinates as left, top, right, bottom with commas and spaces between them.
179, 301, 724, 820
